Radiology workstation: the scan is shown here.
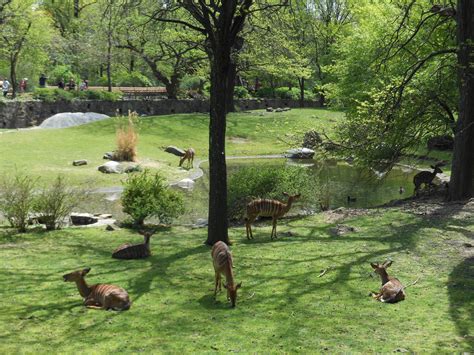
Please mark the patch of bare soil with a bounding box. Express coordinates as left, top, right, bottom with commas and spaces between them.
228, 136, 249, 144
323, 207, 373, 223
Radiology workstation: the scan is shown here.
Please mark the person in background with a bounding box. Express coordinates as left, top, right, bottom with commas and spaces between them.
39, 74, 47, 88
67, 78, 76, 91
57, 78, 65, 89
0, 77, 3, 90
79, 79, 89, 91
2, 78, 11, 97
19, 78, 28, 93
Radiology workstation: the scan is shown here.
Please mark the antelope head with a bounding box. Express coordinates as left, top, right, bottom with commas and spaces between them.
63, 267, 91, 282
370, 261, 392, 276
224, 282, 242, 308
282, 192, 301, 203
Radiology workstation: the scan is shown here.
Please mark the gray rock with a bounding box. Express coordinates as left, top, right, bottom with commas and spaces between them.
165, 146, 185, 157
175, 178, 195, 190
73, 160, 88, 166
329, 224, 356, 237
98, 161, 122, 174
286, 147, 315, 159
106, 223, 120, 231
70, 213, 99, 226
266, 107, 274, 112
123, 164, 142, 173
283, 107, 291, 111
103, 152, 115, 160
275, 108, 284, 112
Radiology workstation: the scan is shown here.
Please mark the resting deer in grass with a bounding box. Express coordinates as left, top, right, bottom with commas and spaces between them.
245, 192, 301, 240
112, 230, 154, 259
179, 148, 195, 168
413, 163, 443, 196
212, 241, 242, 307
370, 261, 405, 303
63, 268, 131, 311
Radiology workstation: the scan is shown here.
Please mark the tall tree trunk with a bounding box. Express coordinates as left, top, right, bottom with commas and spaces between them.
74, 0, 79, 18
225, 61, 237, 113
106, 40, 112, 92
450, 0, 474, 200
165, 75, 179, 100
298, 77, 305, 108
10, 55, 17, 99
206, 43, 231, 246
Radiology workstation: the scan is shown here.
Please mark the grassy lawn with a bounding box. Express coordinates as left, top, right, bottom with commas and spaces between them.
0, 109, 342, 186
0, 204, 472, 353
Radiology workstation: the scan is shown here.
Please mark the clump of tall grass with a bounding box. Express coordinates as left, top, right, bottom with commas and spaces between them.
115, 110, 139, 162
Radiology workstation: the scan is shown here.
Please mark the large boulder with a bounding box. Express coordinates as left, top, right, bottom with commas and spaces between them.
70, 213, 99, 226
165, 146, 185, 157
286, 147, 315, 159
98, 161, 122, 174
427, 135, 454, 151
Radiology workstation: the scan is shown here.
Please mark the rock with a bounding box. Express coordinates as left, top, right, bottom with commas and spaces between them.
427, 135, 454, 151
103, 152, 115, 160
283, 107, 291, 111
286, 147, 315, 159
39, 112, 110, 129
123, 164, 142, 173
329, 224, 356, 237
72, 160, 88, 166
192, 218, 208, 229
106, 224, 120, 231
98, 161, 122, 174
266, 107, 274, 112
275, 108, 284, 112
302, 130, 323, 149
70, 213, 98, 226
164, 146, 185, 157
94, 213, 113, 219
175, 178, 195, 189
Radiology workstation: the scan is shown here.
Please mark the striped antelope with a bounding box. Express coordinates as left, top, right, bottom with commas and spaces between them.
370, 261, 405, 303
245, 192, 301, 240
63, 268, 131, 311
211, 241, 242, 307
413, 163, 443, 196
179, 148, 195, 168
112, 230, 154, 259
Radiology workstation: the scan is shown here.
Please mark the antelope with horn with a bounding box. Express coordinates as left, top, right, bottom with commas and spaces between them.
112, 230, 154, 259
370, 261, 405, 303
63, 267, 131, 311
179, 148, 195, 168
413, 162, 444, 196
211, 241, 242, 307
245, 192, 301, 240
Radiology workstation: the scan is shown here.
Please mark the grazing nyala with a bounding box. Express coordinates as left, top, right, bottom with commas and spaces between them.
245, 192, 301, 240
63, 267, 131, 311
179, 148, 195, 168
370, 261, 406, 303
413, 163, 443, 196
112, 230, 154, 259
211, 241, 242, 307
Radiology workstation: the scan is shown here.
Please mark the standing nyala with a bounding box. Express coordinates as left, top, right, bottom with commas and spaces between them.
112, 230, 154, 259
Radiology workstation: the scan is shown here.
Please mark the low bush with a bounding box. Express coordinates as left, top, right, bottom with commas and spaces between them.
77, 90, 122, 101
234, 86, 250, 99
115, 111, 139, 162
121, 170, 184, 226
0, 174, 37, 233
33, 88, 122, 102
227, 165, 315, 220
255, 87, 275, 98
33, 176, 86, 231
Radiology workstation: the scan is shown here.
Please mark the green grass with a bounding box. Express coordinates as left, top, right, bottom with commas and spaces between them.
0, 109, 342, 186
1, 207, 472, 353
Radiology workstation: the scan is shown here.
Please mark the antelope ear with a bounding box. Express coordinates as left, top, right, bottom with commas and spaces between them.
82, 267, 91, 275
370, 263, 378, 269
383, 260, 393, 268
237, 282, 242, 289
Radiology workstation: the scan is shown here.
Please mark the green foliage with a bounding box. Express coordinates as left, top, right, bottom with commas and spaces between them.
48, 65, 80, 86
95, 70, 153, 87
233, 86, 250, 99
33, 88, 121, 102
227, 165, 313, 220
33, 176, 85, 230
121, 170, 184, 226
77, 90, 122, 101
255, 87, 275, 98
0, 173, 37, 233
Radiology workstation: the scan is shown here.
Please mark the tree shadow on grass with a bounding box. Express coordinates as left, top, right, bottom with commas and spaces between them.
447, 256, 474, 351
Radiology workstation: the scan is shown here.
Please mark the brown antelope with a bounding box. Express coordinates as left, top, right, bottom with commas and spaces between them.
413, 163, 443, 196
370, 261, 405, 303
245, 192, 301, 240
63, 267, 131, 311
112, 230, 154, 259
211, 241, 242, 307
179, 148, 195, 168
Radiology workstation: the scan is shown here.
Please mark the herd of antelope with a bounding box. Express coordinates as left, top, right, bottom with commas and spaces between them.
63, 189, 411, 311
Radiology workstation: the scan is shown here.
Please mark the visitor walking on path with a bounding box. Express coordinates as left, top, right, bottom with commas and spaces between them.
39, 74, 47, 88
67, 78, 76, 91
19, 78, 27, 93
57, 78, 65, 89
2, 78, 10, 97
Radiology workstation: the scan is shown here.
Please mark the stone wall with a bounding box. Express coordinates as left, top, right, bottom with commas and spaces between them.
0, 99, 321, 129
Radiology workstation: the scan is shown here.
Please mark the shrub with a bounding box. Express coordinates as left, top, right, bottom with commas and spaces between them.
48, 65, 80, 86
227, 165, 314, 220
33, 88, 75, 102
234, 86, 250, 98
114, 111, 139, 162
0, 174, 37, 233
33, 176, 86, 230
255, 87, 275, 98
121, 170, 184, 226
77, 90, 122, 101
